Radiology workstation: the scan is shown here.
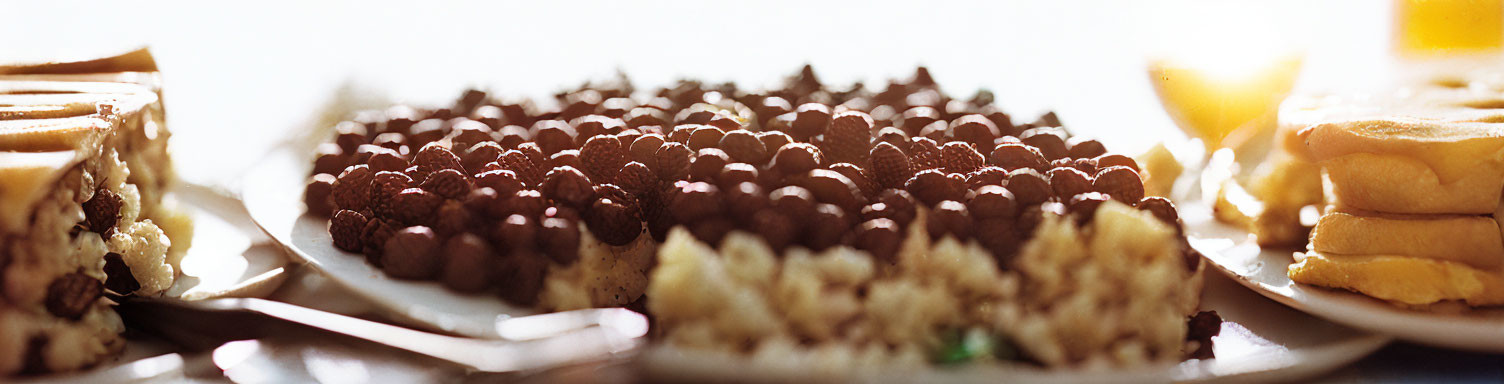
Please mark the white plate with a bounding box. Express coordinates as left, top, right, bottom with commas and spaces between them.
243, 148, 530, 338
1180, 199, 1504, 353
244, 148, 1390, 382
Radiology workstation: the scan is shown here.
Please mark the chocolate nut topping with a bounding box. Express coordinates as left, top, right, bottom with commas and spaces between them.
1066, 137, 1107, 159
1137, 196, 1180, 227
441, 233, 496, 293
1004, 168, 1052, 206
905, 169, 966, 207
869, 141, 914, 189
803, 204, 851, 251
773, 142, 824, 175
968, 185, 1018, 220
506, 190, 549, 219
854, 218, 903, 264
1093, 166, 1146, 204
580, 135, 628, 182
669, 181, 723, 223
926, 200, 973, 241
791, 102, 832, 139
654, 142, 694, 182
770, 185, 819, 221
411, 143, 465, 180
102, 252, 141, 295
313, 142, 348, 176
331, 164, 374, 212
1019, 128, 1068, 160
615, 161, 658, 197
687, 125, 725, 151
500, 149, 543, 187
940, 141, 984, 175
950, 114, 1000, 151
757, 131, 794, 156
367, 148, 409, 174
389, 188, 444, 226
45, 272, 103, 320
304, 173, 337, 217
432, 200, 476, 237
548, 149, 584, 171
689, 217, 736, 247
330, 209, 369, 252
1095, 154, 1141, 172
382, 226, 442, 280
585, 196, 643, 246
474, 169, 524, 198
360, 218, 397, 264
828, 163, 879, 199
904, 136, 942, 171
629, 133, 666, 166
541, 166, 596, 208
719, 130, 770, 165
1067, 192, 1110, 225
965, 166, 1009, 190
1047, 167, 1093, 200
690, 148, 732, 182
538, 217, 582, 265
717, 162, 760, 189
420, 169, 473, 200
990, 143, 1048, 172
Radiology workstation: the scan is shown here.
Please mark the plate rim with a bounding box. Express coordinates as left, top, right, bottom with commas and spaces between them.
1183, 201, 1504, 353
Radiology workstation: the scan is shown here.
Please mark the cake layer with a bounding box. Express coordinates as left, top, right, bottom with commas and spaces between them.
1310, 210, 1503, 270
1290, 251, 1504, 307
1301, 118, 1504, 215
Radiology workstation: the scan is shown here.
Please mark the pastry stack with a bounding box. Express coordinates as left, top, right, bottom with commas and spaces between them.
1291, 93, 1504, 307
0, 49, 189, 375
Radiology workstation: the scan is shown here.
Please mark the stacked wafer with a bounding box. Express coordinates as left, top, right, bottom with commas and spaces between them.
0, 49, 189, 375
1290, 83, 1504, 307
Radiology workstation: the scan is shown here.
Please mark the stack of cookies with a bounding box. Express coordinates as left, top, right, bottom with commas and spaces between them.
1291, 87, 1504, 307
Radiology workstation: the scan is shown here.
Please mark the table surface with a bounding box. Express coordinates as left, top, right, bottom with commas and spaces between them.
4, 1, 1500, 382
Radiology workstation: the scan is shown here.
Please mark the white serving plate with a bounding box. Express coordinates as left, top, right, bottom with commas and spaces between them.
1180, 199, 1504, 353
245, 148, 1391, 382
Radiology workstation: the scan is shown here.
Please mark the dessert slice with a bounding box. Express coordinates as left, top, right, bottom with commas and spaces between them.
0, 52, 187, 375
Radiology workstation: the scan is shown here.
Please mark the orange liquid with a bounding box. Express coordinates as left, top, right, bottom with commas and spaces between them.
1148, 56, 1302, 150
1396, 0, 1504, 55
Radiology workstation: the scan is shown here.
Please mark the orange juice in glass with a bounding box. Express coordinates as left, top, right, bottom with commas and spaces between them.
1396, 0, 1504, 55
1148, 55, 1303, 152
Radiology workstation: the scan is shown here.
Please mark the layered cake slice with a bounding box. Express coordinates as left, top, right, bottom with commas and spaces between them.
0, 51, 188, 375
1282, 81, 1504, 307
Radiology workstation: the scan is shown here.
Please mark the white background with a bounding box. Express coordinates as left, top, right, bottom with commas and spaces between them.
1, 0, 1389, 185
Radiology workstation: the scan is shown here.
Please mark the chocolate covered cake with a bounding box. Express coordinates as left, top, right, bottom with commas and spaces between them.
305, 66, 1212, 368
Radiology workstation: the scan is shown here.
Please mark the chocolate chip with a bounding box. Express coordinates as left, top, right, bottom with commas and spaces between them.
382, 226, 441, 279
474, 169, 523, 198
854, 218, 903, 264
506, 190, 549, 219
538, 218, 581, 265
102, 252, 140, 295
690, 148, 731, 182
654, 142, 694, 182
496, 249, 549, 306
940, 141, 984, 174
791, 103, 832, 139
461, 142, 505, 176
1093, 166, 1145, 204
432, 200, 476, 237
968, 185, 1018, 220
304, 173, 337, 217
965, 166, 1009, 190
869, 141, 914, 189
548, 149, 584, 171
686, 125, 725, 151
990, 143, 1048, 172
1138, 196, 1180, 227
1095, 154, 1140, 172
580, 135, 628, 182
541, 166, 596, 208
669, 181, 722, 223
905, 169, 966, 207
312, 142, 348, 176
773, 142, 824, 175
1047, 167, 1093, 200
1004, 168, 1052, 206
45, 272, 102, 320
803, 204, 851, 251
950, 114, 999, 151
1019, 128, 1068, 160
585, 196, 643, 246
1066, 137, 1107, 159
757, 131, 794, 155
360, 218, 397, 264
82, 188, 122, 237
719, 130, 770, 165
330, 209, 369, 252
925, 200, 973, 241
441, 233, 496, 293
367, 147, 409, 173
1067, 192, 1110, 225
717, 162, 760, 189
419, 169, 473, 200
1186, 311, 1223, 359
389, 188, 444, 226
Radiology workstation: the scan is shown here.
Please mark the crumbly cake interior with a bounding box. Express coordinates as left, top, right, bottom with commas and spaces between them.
0, 79, 182, 375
